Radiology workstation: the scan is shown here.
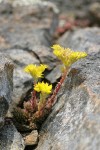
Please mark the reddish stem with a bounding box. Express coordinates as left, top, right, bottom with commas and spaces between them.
46, 67, 69, 109
31, 90, 36, 107
30, 83, 37, 110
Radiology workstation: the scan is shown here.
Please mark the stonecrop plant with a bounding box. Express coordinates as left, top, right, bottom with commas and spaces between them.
13, 44, 87, 131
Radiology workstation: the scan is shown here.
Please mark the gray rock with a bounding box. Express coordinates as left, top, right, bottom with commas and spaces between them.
58, 27, 100, 54
0, 123, 25, 150
1, 48, 39, 67
0, 48, 39, 105
89, 2, 100, 25
0, 2, 59, 50
30, 45, 57, 70
0, 54, 13, 128
46, 65, 62, 83
0, 28, 51, 49
1, 48, 39, 105
36, 28, 100, 150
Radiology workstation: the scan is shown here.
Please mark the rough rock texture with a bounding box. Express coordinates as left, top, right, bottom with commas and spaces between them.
0, 123, 25, 150
0, 54, 24, 149
36, 28, 100, 150
0, 54, 13, 128
58, 27, 100, 54
4, 48, 39, 105
0, 1, 58, 32
46, 65, 62, 83
0, 1, 58, 51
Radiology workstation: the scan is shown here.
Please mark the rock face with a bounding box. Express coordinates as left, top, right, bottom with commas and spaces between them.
58, 27, 100, 54
0, 123, 25, 150
0, 54, 13, 128
36, 28, 100, 150
0, 54, 24, 150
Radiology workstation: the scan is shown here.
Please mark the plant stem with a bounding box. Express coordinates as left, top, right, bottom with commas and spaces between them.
30, 82, 37, 110
46, 67, 69, 109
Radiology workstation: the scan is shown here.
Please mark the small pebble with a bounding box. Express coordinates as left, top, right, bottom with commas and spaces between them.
24, 130, 39, 146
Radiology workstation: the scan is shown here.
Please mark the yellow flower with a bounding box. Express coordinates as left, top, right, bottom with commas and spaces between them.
52, 44, 87, 67
24, 64, 48, 79
34, 82, 52, 94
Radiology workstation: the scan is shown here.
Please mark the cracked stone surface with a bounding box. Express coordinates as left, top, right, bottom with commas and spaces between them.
0, 123, 25, 150
36, 28, 100, 150
0, 54, 24, 150
0, 54, 13, 128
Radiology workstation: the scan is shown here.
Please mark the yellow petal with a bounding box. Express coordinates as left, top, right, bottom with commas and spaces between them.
24, 64, 48, 79
34, 81, 52, 94
52, 44, 87, 67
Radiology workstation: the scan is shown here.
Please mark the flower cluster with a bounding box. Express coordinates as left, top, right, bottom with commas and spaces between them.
14, 44, 87, 130
24, 63, 52, 118
34, 82, 52, 94
24, 64, 48, 80
52, 44, 87, 67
